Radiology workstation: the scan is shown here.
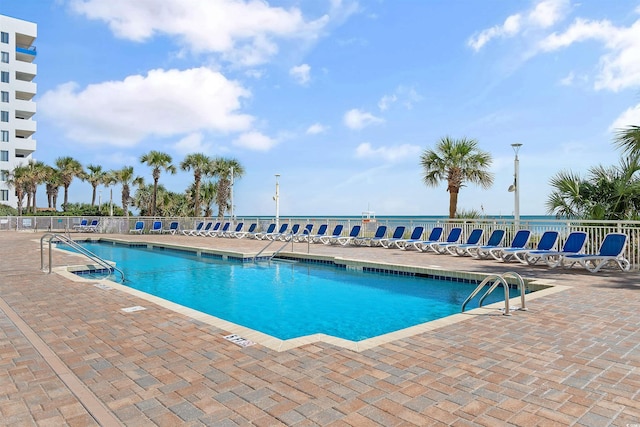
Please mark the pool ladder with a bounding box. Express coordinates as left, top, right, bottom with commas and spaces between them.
40, 233, 125, 282
461, 272, 526, 316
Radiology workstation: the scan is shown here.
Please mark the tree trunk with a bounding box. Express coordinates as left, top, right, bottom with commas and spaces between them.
449, 190, 458, 218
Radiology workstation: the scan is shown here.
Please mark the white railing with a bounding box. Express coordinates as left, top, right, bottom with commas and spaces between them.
2, 215, 639, 270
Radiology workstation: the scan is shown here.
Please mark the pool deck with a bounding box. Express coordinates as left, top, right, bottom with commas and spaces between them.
1, 231, 639, 426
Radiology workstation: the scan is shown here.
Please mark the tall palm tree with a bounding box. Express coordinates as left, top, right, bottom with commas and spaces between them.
420, 137, 494, 218
180, 153, 212, 217
44, 166, 62, 210
85, 164, 107, 207
23, 160, 48, 213
200, 181, 217, 218
7, 164, 29, 215
614, 125, 640, 157
109, 166, 144, 217
140, 151, 176, 216
55, 156, 84, 212
210, 157, 244, 219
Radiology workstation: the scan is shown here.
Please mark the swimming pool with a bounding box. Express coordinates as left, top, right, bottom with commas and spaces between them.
62, 241, 523, 342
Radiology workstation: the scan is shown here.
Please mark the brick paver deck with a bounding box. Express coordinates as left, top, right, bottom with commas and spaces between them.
1, 231, 639, 426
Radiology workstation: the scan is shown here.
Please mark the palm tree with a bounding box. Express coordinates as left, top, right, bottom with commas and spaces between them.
420, 137, 494, 218
200, 181, 217, 217
109, 166, 144, 217
614, 125, 640, 157
44, 166, 63, 210
55, 156, 84, 212
23, 160, 48, 213
546, 155, 640, 220
211, 157, 244, 219
180, 153, 212, 217
7, 164, 29, 215
85, 164, 107, 207
140, 151, 176, 216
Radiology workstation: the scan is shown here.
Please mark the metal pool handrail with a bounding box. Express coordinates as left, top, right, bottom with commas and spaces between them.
40, 233, 125, 282
461, 272, 526, 315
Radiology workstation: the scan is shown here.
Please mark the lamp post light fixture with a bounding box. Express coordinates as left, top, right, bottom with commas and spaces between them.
230, 166, 234, 221
274, 174, 280, 227
508, 143, 523, 228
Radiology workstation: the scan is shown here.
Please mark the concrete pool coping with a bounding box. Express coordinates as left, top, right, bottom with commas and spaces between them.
53, 238, 568, 352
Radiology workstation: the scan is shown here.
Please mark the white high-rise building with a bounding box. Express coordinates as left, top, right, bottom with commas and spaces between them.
0, 15, 37, 209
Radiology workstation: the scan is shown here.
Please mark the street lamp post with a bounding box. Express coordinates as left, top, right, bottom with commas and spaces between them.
274, 174, 280, 227
508, 143, 523, 228
230, 166, 234, 222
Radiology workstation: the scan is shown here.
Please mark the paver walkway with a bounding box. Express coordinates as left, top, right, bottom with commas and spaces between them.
1, 231, 639, 426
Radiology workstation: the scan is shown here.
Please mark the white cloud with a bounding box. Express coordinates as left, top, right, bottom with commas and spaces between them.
173, 133, 212, 154
232, 131, 277, 151
343, 109, 384, 130
306, 123, 327, 134
468, 0, 569, 51
378, 86, 423, 111
69, 0, 330, 66
355, 142, 421, 163
559, 71, 575, 86
290, 64, 311, 85
609, 103, 640, 132
39, 67, 253, 146
538, 18, 640, 91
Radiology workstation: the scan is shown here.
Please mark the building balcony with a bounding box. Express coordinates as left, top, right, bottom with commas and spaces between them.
14, 119, 36, 135
16, 44, 36, 63
16, 70, 36, 83
13, 99, 36, 118
14, 61, 36, 77
12, 80, 36, 96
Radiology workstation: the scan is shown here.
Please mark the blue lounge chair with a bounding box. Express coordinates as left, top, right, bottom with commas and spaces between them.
163, 221, 179, 235
423, 227, 463, 253
235, 223, 257, 239
73, 219, 88, 231
182, 221, 204, 236
305, 224, 328, 243
404, 227, 444, 251
84, 219, 100, 233
197, 221, 216, 236
488, 230, 531, 262
376, 226, 405, 248
504, 230, 559, 263
129, 221, 144, 234
319, 225, 344, 244
293, 224, 314, 242
435, 228, 483, 255
388, 226, 424, 249
517, 231, 587, 267
279, 224, 301, 241
265, 223, 289, 240
254, 223, 276, 240
323, 225, 361, 246
354, 225, 387, 246
208, 222, 229, 237
149, 220, 163, 234
224, 222, 244, 238
460, 229, 506, 258
561, 233, 630, 272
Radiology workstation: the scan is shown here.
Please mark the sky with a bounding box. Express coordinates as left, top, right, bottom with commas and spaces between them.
2, 0, 640, 217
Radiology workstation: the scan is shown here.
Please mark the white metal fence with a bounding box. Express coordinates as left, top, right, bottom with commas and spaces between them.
2, 215, 638, 270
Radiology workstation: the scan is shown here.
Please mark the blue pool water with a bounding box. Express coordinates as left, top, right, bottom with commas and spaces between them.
63, 242, 520, 341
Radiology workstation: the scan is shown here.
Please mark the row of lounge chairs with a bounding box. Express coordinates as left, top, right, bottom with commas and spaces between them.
73, 219, 100, 232
120, 219, 630, 273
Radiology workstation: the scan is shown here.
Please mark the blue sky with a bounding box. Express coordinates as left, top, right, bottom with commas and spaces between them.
3, 0, 640, 216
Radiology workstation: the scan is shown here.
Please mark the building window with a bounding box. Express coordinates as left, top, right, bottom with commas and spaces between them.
0, 189, 7, 201
0, 111, 7, 122
0, 71, 8, 83
1, 91, 7, 102
0, 170, 7, 181
0, 150, 8, 161
0, 32, 8, 44
0, 52, 8, 63
1, 130, 8, 142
